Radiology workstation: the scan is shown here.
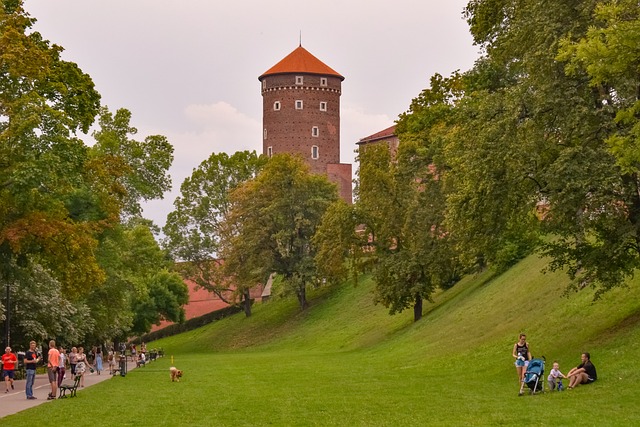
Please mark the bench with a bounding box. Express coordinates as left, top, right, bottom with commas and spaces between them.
59, 375, 81, 398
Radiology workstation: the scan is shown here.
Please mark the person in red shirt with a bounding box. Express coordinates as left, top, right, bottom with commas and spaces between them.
2, 346, 18, 393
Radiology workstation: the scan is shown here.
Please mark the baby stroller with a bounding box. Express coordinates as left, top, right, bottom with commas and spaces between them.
519, 357, 545, 395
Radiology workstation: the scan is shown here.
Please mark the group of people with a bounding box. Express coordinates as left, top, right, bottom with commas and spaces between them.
0, 340, 107, 400
512, 333, 598, 392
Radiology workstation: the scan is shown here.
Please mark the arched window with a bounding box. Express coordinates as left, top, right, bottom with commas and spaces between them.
311, 145, 319, 159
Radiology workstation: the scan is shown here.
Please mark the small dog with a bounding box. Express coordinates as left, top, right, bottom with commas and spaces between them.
169, 367, 183, 382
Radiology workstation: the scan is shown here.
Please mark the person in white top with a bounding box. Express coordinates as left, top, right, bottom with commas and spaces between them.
57, 347, 67, 388
547, 361, 566, 391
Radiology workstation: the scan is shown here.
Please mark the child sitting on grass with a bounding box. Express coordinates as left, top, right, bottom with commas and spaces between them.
547, 361, 566, 391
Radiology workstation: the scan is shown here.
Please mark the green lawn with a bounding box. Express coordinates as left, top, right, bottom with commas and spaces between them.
4, 254, 640, 426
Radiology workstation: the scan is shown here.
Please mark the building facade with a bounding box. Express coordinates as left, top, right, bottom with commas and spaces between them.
259, 45, 352, 203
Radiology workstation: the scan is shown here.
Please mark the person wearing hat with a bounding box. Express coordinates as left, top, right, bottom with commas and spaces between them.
1, 346, 17, 393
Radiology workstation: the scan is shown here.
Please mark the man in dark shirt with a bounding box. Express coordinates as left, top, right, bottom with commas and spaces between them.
24, 341, 39, 399
567, 352, 597, 389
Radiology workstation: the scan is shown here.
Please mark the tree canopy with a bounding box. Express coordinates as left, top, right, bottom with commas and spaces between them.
220, 154, 338, 310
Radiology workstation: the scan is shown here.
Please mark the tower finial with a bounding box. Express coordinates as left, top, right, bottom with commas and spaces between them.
299, 30, 302, 47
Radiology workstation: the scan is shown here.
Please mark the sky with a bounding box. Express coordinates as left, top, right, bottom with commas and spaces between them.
24, 0, 480, 228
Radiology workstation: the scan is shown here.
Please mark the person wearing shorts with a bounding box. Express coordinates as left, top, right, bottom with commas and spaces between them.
512, 333, 532, 386
567, 352, 597, 389
47, 340, 60, 400
2, 347, 17, 393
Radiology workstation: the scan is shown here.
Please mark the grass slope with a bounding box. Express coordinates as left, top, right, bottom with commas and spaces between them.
4, 254, 640, 426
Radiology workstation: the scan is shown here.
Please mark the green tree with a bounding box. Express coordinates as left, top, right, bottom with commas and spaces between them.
220, 154, 338, 310
1, 0, 103, 301
163, 151, 267, 316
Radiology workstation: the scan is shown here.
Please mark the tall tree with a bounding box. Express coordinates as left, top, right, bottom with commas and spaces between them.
0, 0, 103, 300
220, 154, 338, 310
163, 151, 267, 316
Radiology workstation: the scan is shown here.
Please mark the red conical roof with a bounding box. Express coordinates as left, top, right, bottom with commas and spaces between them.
259, 45, 344, 81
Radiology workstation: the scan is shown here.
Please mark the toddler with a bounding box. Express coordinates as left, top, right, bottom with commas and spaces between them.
547, 361, 566, 391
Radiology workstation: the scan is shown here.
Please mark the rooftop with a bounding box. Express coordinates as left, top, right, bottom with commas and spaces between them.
357, 125, 397, 144
259, 45, 344, 81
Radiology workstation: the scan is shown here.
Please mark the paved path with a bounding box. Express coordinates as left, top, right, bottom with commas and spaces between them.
0, 360, 139, 419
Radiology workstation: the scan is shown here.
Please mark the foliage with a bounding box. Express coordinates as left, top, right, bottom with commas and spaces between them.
91, 107, 174, 221
0, 0, 104, 298
220, 154, 338, 310
441, 0, 640, 296
131, 269, 189, 336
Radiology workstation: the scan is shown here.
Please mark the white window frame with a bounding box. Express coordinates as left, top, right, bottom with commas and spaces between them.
273, 101, 281, 111
312, 126, 319, 137
320, 77, 327, 87
319, 101, 327, 111
311, 145, 319, 159
267, 146, 273, 157
263, 128, 267, 140
295, 76, 304, 85
295, 100, 303, 110
262, 79, 266, 90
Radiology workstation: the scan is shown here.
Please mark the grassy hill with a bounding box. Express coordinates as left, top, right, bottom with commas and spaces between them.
5, 253, 640, 426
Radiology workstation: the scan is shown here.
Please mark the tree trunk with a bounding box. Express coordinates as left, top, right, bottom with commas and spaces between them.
242, 289, 252, 317
297, 284, 308, 310
413, 294, 423, 322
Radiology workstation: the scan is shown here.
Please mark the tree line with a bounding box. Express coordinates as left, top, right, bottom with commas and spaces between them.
166, 0, 640, 322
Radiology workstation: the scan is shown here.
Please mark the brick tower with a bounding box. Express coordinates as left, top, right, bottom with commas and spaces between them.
259, 45, 352, 203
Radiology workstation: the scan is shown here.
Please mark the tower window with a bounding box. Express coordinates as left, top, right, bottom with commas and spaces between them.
295, 100, 303, 110
312, 145, 319, 159
267, 146, 273, 157
320, 77, 327, 86
312, 126, 319, 137
262, 79, 266, 90
320, 102, 327, 111
273, 101, 281, 111
263, 128, 267, 140
295, 76, 304, 85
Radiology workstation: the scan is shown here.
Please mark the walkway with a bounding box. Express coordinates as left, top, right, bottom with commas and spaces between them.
0, 359, 139, 419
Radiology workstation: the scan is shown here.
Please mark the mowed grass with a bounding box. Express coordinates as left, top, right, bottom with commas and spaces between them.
4, 254, 640, 426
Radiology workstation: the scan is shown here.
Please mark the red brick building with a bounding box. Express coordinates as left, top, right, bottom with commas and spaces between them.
259, 45, 352, 203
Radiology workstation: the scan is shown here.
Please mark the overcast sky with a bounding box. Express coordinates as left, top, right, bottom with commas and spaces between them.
24, 0, 480, 227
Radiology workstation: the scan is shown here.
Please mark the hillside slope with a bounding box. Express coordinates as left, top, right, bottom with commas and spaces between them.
155, 253, 640, 365
7, 253, 640, 425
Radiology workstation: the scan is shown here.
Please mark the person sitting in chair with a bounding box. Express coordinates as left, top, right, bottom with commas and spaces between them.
566, 352, 597, 389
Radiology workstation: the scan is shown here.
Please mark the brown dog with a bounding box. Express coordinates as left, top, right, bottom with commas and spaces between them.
169, 366, 183, 382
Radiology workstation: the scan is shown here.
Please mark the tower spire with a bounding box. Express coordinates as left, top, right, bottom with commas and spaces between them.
299, 30, 302, 47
